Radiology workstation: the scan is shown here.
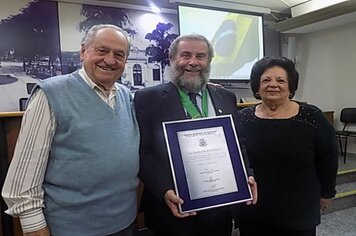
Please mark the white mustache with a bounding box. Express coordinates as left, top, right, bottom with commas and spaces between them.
170, 65, 210, 93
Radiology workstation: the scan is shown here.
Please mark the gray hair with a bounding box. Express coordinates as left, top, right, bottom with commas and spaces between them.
81, 24, 131, 57
169, 34, 214, 62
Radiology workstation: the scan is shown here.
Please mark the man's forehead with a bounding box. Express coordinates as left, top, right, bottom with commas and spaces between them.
177, 40, 208, 52
178, 39, 206, 46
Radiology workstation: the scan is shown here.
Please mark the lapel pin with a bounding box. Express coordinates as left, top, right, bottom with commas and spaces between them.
218, 109, 223, 114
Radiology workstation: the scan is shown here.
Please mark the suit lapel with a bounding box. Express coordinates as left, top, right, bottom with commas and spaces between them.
162, 83, 187, 120
207, 85, 225, 116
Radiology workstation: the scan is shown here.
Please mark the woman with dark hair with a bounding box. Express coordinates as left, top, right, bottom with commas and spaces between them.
237, 57, 338, 236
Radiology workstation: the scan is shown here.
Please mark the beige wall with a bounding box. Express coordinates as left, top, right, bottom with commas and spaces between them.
293, 22, 356, 154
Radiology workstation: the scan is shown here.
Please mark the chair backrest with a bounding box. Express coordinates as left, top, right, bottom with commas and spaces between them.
19, 97, 29, 111
340, 108, 356, 124
26, 82, 37, 94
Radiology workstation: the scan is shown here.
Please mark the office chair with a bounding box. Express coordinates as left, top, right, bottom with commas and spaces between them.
335, 108, 356, 163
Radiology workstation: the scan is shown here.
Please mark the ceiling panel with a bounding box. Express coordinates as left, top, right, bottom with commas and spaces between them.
282, 0, 311, 7
202, 0, 310, 13
269, 0, 356, 33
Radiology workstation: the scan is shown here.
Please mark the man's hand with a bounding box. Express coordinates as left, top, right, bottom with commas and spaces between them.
246, 176, 258, 205
164, 190, 197, 218
23, 226, 50, 236
320, 198, 333, 212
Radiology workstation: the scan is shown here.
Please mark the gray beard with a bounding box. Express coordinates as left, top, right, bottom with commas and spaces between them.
170, 65, 210, 93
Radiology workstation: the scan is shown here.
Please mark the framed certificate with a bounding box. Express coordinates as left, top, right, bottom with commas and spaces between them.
163, 115, 252, 213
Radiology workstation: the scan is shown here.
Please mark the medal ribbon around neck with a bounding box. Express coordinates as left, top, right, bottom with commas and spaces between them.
178, 88, 208, 119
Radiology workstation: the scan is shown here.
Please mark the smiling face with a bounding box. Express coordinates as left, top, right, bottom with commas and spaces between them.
80, 28, 129, 90
258, 66, 291, 104
170, 39, 210, 93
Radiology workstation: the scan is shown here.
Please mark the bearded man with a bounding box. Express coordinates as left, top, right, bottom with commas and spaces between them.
134, 34, 257, 236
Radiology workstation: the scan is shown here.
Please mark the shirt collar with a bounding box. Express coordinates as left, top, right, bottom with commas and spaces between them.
79, 68, 118, 93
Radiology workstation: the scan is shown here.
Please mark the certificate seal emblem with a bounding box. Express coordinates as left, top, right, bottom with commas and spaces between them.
199, 138, 207, 147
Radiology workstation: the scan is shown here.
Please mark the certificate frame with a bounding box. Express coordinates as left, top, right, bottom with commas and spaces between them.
163, 115, 252, 213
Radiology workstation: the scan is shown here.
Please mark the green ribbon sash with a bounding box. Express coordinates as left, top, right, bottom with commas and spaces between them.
178, 88, 208, 119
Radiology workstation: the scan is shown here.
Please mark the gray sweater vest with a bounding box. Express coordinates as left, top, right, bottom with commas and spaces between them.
38, 72, 139, 235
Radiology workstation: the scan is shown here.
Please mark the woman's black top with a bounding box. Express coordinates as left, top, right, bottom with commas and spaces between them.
238, 102, 338, 229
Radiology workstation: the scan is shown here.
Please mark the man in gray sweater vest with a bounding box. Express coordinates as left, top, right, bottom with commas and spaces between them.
2, 24, 139, 236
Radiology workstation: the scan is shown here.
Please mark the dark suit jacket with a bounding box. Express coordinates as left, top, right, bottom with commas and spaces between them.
134, 82, 240, 233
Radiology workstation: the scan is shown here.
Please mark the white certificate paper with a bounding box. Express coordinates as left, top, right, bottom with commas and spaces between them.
177, 126, 238, 200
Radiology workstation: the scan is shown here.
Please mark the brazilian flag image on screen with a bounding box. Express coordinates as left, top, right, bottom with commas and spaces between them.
210, 13, 260, 79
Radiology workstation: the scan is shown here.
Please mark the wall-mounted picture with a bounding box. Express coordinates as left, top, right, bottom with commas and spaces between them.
58, 2, 178, 92
0, 0, 178, 111
0, 0, 60, 111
